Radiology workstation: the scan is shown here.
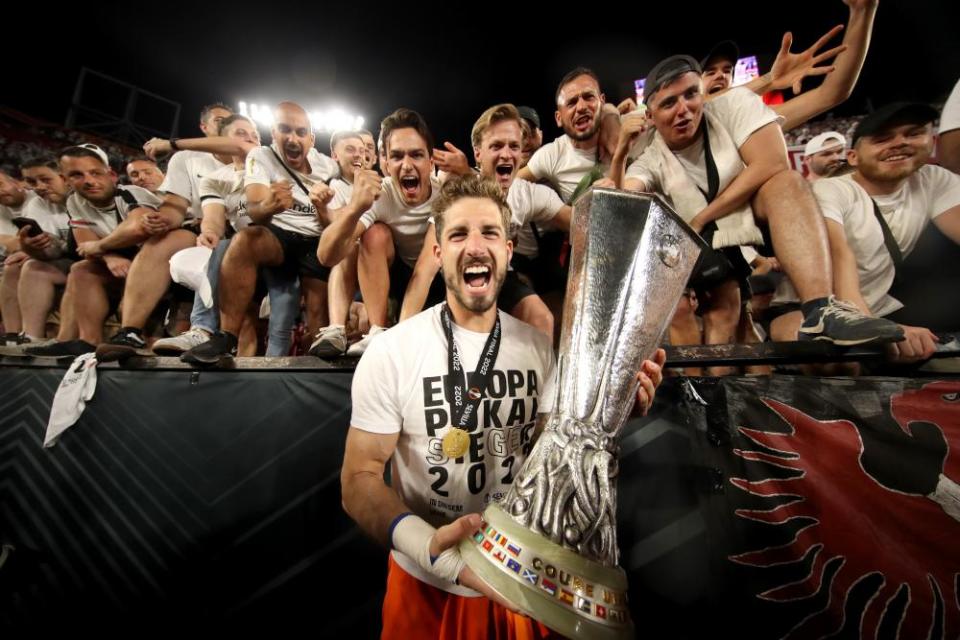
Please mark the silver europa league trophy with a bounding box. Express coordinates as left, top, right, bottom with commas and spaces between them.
460, 188, 707, 639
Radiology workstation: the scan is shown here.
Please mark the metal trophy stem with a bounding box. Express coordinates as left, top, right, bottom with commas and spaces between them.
460, 188, 707, 639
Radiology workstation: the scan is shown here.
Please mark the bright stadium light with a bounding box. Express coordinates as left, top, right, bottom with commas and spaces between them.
238, 101, 365, 133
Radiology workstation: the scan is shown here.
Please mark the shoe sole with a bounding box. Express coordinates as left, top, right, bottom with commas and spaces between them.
25, 351, 93, 360
309, 343, 347, 358
805, 332, 904, 347
180, 352, 231, 366
152, 345, 190, 356
95, 344, 152, 362
0, 347, 33, 358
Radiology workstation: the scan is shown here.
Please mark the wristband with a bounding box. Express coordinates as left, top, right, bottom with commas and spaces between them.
391, 513, 465, 583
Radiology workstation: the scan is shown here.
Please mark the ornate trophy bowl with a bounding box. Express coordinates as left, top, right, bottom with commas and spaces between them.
460, 188, 708, 639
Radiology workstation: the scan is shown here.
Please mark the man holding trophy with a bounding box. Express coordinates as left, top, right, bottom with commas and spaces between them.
342, 171, 702, 638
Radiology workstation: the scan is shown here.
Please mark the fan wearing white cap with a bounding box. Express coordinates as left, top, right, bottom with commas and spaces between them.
803, 132, 847, 181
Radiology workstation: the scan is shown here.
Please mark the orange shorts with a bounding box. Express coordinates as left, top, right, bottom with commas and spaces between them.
380, 554, 563, 640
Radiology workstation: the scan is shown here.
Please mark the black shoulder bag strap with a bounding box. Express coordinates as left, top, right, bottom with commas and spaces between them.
269, 147, 311, 195
870, 198, 905, 286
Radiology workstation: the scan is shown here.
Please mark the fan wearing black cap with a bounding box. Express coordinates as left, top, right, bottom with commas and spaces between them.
618, 54, 903, 348
769, 103, 960, 361
517, 106, 543, 168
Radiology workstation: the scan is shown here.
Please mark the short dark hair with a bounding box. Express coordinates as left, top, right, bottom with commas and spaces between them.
217, 113, 255, 136
200, 102, 233, 125
380, 108, 434, 155
21, 155, 59, 171
555, 67, 601, 104
432, 174, 511, 243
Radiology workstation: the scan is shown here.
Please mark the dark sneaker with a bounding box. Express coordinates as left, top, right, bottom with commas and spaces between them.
95, 328, 149, 362
181, 331, 237, 365
308, 325, 348, 358
2, 332, 23, 346
25, 340, 97, 359
798, 297, 904, 346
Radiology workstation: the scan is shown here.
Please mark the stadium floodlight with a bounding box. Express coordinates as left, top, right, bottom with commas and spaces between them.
238, 101, 364, 133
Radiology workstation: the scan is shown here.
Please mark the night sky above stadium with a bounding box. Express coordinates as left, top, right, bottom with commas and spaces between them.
7, 0, 957, 149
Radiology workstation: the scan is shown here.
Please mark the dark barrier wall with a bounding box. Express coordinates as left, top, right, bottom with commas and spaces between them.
1, 367, 958, 638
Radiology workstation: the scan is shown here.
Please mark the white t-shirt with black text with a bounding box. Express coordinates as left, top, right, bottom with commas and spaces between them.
351, 304, 555, 595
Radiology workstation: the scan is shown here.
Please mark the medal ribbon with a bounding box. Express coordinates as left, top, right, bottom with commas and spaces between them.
441, 304, 502, 430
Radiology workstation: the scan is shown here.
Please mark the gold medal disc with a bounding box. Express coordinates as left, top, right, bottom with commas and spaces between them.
442, 428, 471, 458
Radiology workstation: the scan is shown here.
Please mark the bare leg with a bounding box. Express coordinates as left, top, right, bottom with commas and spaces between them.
55, 286, 78, 341
219, 227, 284, 336
701, 279, 741, 377
238, 305, 260, 356
18, 260, 67, 338
301, 276, 329, 336
752, 170, 831, 303
328, 244, 358, 326
737, 303, 772, 376
120, 229, 197, 328
1, 260, 23, 334
69, 260, 120, 345
668, 293, 703, 376
357, 222, 395, 327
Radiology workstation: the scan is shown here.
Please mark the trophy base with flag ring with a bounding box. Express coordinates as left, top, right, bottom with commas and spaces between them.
460, 504, 632, 640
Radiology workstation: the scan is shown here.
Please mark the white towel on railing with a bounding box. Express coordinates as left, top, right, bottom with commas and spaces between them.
44, 353, 98, 447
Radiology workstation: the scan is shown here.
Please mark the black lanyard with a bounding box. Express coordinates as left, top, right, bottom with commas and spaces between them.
269, 147, 313, 195
696, 120, 722, 243
870, 199, 905, 286
700, 120, 721, 203
441, 304, 501, 428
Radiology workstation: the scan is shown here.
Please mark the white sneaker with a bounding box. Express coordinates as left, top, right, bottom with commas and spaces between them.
152, 328, 211, 355
309, 325, 348, 358
346, 325, 387, 356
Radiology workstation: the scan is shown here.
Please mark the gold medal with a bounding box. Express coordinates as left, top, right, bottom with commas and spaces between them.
442, 428, 471, 459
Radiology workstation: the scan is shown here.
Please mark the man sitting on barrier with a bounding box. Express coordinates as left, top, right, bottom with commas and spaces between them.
769, 102, 960, 362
